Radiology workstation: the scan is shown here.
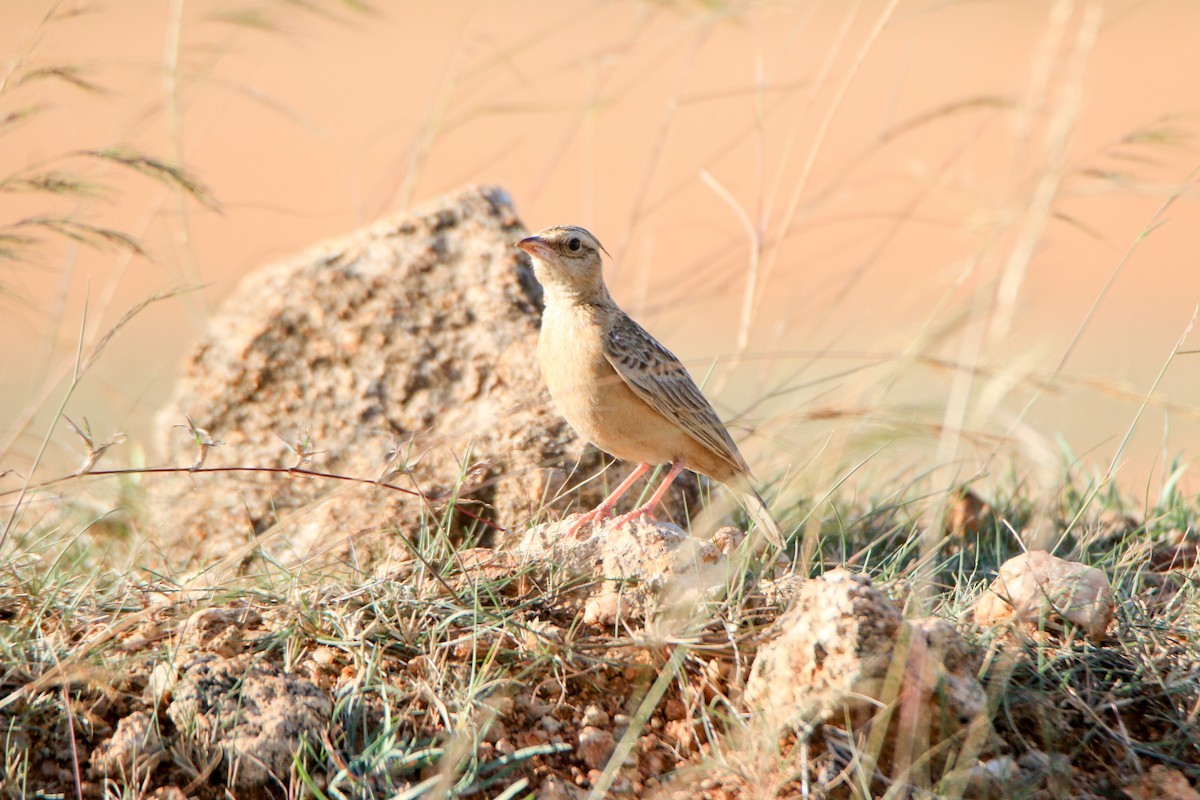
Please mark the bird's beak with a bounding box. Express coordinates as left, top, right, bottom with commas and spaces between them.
516, 235, 552, 260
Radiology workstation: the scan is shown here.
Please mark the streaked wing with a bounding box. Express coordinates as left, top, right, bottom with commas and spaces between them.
604, 313, 747, 472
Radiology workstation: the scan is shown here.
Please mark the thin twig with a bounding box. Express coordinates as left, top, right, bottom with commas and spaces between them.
0, 464, 505, 532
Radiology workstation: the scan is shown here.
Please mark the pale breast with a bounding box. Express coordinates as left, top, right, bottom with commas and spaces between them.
538, 302, 615, 434
538, 302, 703, 468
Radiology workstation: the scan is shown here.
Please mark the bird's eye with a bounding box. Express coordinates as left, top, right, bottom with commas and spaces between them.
567, 237, 582, 252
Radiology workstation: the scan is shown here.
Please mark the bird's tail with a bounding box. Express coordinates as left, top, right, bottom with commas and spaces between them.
733, 487, 785, 548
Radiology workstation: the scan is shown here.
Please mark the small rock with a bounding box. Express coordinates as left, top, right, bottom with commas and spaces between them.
963, 756, 1018, 798
581, 704, 609, 728
538, 775, 587, 800
517, 516, 737, 624
1016, 749, 1050, 771
977, 755, 1018, 780
609, 772, 635, 794
521, 618, 565, 652
143, 661, 177, 709
1016, 748, 1070, 774
406, 654, 435, 679
661, 719, 695, 751
90, 711, 163, 776
482, 720, 509, 744
310, 646, 337, 666
974, 551, 1114, 640
1123, 764, 1200, 800
583, 593, 623, 626
148, 789, 188, 800
663, 698, 687, 721
577, 726, 617, 770
710, 527, 745, 554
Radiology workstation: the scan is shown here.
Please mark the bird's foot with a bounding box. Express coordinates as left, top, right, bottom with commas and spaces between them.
563, 507, 611, 538
611, 506, 657, 530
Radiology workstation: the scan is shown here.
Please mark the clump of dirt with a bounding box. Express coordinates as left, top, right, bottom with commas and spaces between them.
166, 657, 332, 791
745, 570, 986, 758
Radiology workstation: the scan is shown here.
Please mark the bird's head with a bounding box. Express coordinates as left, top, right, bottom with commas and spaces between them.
517, 225, 611, 303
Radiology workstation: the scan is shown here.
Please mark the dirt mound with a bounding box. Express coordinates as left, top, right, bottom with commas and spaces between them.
150, 186, 696, 570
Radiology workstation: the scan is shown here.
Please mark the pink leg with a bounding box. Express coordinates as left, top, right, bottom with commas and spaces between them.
611, 459, 686, 529
566, 462, 651, 536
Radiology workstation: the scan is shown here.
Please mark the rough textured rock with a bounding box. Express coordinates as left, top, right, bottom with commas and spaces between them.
1123, 765, 1200, 800
744, 570, 986, 761
147, 789, 188, 800
515, 517, 739, 624
166, 657, 332, 790
576, 725, 617, 770
961, 755, 1019, 799
90, 711, 164, 777
974, 550, 1114, 640
537, 776, 587, 800
151, 186, 695, 568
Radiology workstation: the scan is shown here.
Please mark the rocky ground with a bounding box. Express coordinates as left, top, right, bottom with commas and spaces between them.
2, 187, 1199, 799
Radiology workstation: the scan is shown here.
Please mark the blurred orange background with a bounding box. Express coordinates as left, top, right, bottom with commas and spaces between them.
2, 0, 1198, 506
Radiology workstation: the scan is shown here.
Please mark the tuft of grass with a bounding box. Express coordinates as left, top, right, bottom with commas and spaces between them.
0, 18, 217, 275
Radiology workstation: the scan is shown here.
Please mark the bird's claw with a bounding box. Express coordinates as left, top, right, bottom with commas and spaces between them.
611, 507, 656, 529
564, 508, 611, 538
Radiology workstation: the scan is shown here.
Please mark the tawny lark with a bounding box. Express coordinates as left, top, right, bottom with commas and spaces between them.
517, 225, 784, 547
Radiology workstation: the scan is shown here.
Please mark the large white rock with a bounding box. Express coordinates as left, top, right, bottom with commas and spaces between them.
974, 550, 1114, 640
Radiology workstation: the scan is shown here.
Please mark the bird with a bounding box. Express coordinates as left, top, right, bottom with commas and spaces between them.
516, 225, 784, 547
